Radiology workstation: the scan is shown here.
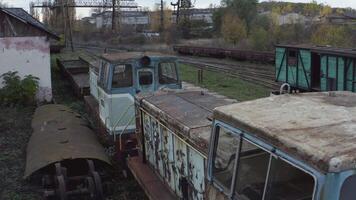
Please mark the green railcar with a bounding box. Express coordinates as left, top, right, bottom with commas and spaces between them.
275, 44, 356, 92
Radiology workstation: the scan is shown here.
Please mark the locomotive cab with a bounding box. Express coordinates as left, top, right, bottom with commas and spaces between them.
96, 52, 181, 137
208, 91, 356, 200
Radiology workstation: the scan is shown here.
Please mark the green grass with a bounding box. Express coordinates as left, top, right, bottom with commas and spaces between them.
179, 64, 270, 101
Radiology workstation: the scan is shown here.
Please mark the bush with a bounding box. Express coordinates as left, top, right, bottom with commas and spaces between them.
0, 71, 39, 106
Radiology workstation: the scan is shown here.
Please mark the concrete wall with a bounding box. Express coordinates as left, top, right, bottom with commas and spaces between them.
0, 36, 52, 102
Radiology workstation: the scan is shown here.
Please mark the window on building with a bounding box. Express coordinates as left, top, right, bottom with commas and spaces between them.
139, 71, 153, 85
340, 175, 356, 200
159, 62, 178, 84
112, 64, 133, 88
212, 125, 240, 192
99, 62, 110, 88
288, 50, 298, 66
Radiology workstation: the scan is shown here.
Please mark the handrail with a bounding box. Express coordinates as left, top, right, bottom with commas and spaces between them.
280, 83, 291, 94
112, 104, 135, 142
119, 116, 135, 151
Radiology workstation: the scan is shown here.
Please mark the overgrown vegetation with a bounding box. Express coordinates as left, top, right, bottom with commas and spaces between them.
0, 105, 41, 200
0, 71, 39, 106
179, 64, 270, 101
212, 0, 356, 50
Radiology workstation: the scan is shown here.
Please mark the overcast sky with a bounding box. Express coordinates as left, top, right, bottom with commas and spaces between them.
1, 0, 356, 18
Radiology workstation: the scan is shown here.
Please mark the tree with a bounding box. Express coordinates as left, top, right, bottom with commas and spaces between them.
221, 0, 258, 31
304, 0, 320, 16
212, 7, 226, 34
150, 2, 172, 32
250, 27, 270, 50
221, 12, 247, 45
320, 5, 332, 16
311, 25, 352, 47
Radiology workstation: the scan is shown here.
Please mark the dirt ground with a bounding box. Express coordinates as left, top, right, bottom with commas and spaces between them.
0, 54, 146, 200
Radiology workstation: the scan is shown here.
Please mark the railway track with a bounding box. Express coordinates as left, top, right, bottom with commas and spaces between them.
74, 44, 279, 90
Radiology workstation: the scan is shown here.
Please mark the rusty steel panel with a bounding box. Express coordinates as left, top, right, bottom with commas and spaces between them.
188, 149, 205, 200
141, 110, 206, 199
137, 91, 234, 157
24, 104, 110, 178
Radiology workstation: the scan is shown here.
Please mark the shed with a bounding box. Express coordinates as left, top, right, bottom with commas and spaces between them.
275, 44, 356, 93
0, 8, 59, 102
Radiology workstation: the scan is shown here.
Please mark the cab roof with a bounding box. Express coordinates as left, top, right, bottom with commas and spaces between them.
214, 91, 356, 173
136, 90, 236, 156
100, 52, 177, 63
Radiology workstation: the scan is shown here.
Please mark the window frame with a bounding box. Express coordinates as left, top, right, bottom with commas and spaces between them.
98, 61, 110, 89
158, 62, 179, 84
138, 70, 154, 86
209, 120, 318, 200
111, 64, 134, 89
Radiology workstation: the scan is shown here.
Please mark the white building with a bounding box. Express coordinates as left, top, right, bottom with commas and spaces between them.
93, 10, 150, 29
0, 8, 59, 102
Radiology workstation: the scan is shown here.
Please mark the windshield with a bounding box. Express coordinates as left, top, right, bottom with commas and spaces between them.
212, 125, 316, 200
112, 64, 133, 88
158, 62, 178, 84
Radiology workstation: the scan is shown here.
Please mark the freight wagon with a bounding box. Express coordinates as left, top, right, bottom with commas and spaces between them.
130, 91, 356, 200
275, 45, 356, 93
173, 45, 275, 64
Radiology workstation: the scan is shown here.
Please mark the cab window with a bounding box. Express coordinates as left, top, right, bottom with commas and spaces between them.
235, 139, 269, 199
112, 64, 133, 88
159, 62, 178, 84
264, 157, 315, 200
340, 175, 356, 200
213, 125, 240, 192
211, 125, 316, 199
99, 62, 110, 88
139, 71, 153, 85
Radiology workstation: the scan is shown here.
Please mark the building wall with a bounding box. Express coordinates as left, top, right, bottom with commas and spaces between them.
0, 36, 52, 102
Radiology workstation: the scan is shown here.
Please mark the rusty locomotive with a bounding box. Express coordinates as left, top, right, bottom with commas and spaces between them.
129, 90, 356, 200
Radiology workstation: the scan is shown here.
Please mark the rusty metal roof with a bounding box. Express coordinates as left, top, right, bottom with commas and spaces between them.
137, 90, 235, 155
24, 104, 110, 178
276, 44, 356, 58
1, 8, 59, 39
214, 91, 356, 173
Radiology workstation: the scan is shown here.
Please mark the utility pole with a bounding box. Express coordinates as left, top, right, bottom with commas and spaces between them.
171, 0, 180, 24
160, 0, 164, 32
112, 0, 116, 31
66, 0, 74, 52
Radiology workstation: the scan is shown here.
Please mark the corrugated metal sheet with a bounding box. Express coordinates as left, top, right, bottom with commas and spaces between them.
24, 104, 110, 178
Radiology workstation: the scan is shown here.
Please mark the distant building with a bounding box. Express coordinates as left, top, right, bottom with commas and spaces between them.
0, 8, 59, 102
172, 8, 215, 24
92, 10, 150, 29
323, 14, 356, 25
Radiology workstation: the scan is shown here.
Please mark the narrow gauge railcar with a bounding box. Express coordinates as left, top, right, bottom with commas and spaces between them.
131, 91, 356, 200
275, 45, 356, 93
85, 52, 182, 154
